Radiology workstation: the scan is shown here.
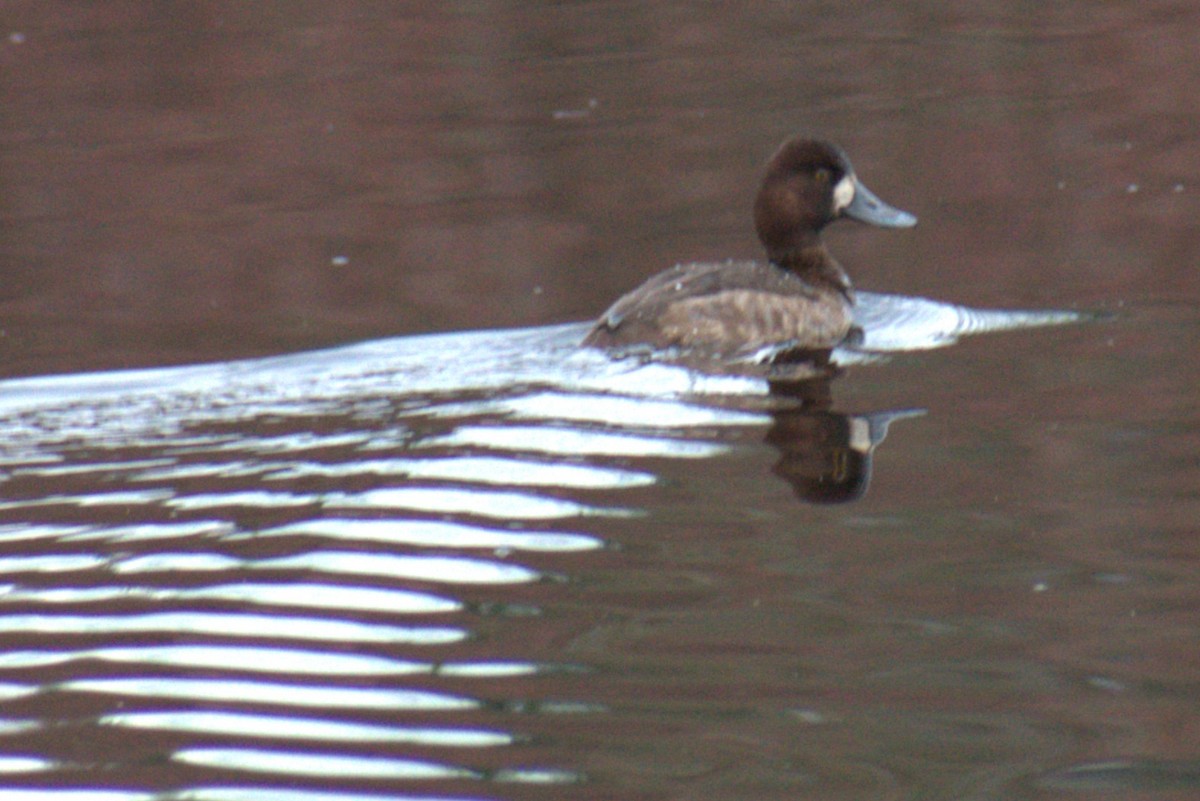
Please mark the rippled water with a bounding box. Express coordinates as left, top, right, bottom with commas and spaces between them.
3, 3, 1200, 800
0, 293, 1161, 800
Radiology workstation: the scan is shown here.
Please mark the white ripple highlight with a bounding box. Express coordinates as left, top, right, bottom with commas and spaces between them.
0, 645, 431, 676
0, 490, 173, 510
0, 612, 463, 644
0, 755, 54, 773
0, 554, 108, 574
0, 683, 37, 701
0, 523, 94, 543
497, 391, 770, 427
105, 550, 539, 584
0, 582, 460, 615
265, 455, 655, 489
253, 519, 602, 552
257, 551, 540, 584
57, 520, 237, 543
175, 788, 468, 801
100, 645, 431, 675
165, 491, 322, 511
103, 710, 511, 747
64, 677, 478, 711
425, 425, 728, 458
173, 747, 477, 780
324, 487, 622, 520
209, 432, 375, 454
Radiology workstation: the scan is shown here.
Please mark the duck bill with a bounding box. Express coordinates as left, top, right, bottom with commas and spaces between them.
844, 179, 917, 228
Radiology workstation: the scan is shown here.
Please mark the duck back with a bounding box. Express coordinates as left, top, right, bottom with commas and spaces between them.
583, 261, 853, 357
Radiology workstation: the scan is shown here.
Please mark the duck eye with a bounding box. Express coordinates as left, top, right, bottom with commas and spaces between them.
814, 167, 832, 183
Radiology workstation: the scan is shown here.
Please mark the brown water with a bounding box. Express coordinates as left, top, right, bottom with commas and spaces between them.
1, 3, 1199, 800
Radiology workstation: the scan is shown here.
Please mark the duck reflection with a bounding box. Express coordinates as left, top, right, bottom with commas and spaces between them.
763, 375, 922, 504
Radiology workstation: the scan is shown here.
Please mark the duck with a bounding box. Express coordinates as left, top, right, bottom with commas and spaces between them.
582, 136, 917, 364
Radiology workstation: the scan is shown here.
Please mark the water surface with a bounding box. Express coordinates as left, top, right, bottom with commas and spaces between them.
1, 3, 1199, 800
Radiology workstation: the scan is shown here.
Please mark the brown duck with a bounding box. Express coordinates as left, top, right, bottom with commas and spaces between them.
583, 136, 916, 363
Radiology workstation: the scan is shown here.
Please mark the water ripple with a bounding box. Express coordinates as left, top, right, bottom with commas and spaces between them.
8, 458, 175, 478
0, 303, 1091, 798
0, 612, 464, 644
102, 710, 511, 747
7, 647, 554, 679
95, 550, 539, 585
0, 490, 174, 510
0, 555, 108, 574
261, 455, 655, 489
179, 787, 492, 801
164, 492, 321, 511
251, 519, 602, 552
0, 755, 54, 774
0, 582, 459, 614
130, 461, 283, 482
0, 645, 432, 676
423, 424, 728, 458
65, 677, 478, 711
58, 521, 238, 544
172, 747, 478, 780
0, 683, 37, 700
255, 552, 541, 585
323, 487, 626, 520
495, 390, 769, 427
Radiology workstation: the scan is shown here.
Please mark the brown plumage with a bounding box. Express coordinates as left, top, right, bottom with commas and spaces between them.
583, 137, 916, 362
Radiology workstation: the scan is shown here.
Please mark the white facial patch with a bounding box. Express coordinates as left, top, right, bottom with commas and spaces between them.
832, 175, 856, 213
848, 417, 871, 452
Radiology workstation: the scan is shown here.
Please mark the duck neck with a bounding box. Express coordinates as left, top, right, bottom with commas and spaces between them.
770, 244, 855, 302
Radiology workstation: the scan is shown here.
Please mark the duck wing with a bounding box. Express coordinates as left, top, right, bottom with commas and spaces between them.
584, 261, 848, 355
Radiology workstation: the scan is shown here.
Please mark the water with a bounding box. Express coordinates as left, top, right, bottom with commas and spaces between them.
2, 3, 1200, 800
0, 295, 1187, 801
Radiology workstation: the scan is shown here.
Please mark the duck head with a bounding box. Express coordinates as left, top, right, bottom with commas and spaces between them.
753, 137, 916, 264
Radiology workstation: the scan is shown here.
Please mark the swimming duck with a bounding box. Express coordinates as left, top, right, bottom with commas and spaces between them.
582, 136, 916, 363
